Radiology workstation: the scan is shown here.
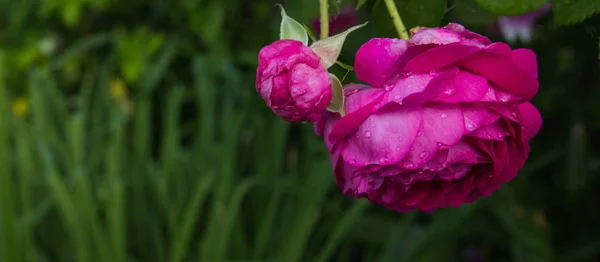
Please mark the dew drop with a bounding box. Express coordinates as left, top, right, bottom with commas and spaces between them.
511, 112, 518, 118
486, 134, 492, 139
429, 70, 436, 75
441, 113, 447, 119
500, 97, 508, 102
417, 131, 422, 137
467, 123, 474, 130
385, 85, 394, 91
397, 136, 404, 141
365, 131, 372, 138
379, 157, 389, 164
395, 147, 402, 152
419, 152, 427, 158
417, 84, 425, 90
443, 89, 456, 96
394, 95, 401, 100
497, 132, 504, 138
403, 162, 414, 169
350, 159, 356, 164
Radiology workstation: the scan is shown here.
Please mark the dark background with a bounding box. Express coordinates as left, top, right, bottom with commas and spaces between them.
0, 0, 599, 261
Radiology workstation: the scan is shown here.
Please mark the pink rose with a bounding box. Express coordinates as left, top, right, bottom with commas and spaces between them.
256, 39, 332, 122
316, 23, 543, 212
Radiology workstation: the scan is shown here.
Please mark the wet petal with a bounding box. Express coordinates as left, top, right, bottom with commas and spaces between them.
409, 28, 462, 45
433, 71, 488, 103
444, 23, 492, 45
511, 48, 538, 79
518, 102, 542, 140
462, 104, 490, 133
355, 38, 407, 87
342, 104, 423, 167
456, 52, 539, 100
404, 43, 481, 73
403, 103, 465, 166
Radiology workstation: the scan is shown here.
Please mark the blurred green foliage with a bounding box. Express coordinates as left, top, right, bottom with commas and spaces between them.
0, 0, 599, 261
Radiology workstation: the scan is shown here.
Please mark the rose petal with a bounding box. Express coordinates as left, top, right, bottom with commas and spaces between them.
456, 52, 539, 100
462, 104, 491, 133
511, 48, 538, 79
433, 71, 488, 103
402, 103, 465, 166
409, 28, 462, 45
404, 43, 481, 73
518, 102, 542, 140
469, 121, 511, 141
443, 23, 492, 45
355, 38, 408, 87
342, 104, 423, 167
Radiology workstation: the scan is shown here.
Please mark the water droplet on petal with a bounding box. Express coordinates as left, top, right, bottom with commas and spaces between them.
379, 157, 389, 164
417, 131, 422, 137
441, 113, 447, 119
497, 132, 504, 138
511, 112, 519, 118
467, 123, 474, 130
385, 85, 394, 91
365, 131, 371, 138
443, 89, 456, 96
419, 152, 427, 158
397, 136, 404, 141
350, 159, 356, 164
403, 162, 414, 169
394, 95, 401, 100
429, 70, 436, 75
486, 134, 492, 139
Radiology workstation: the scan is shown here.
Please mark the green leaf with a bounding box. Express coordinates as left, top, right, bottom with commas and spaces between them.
335, 60, 354, 71
310, 22, 368, 68
475, 0, 547, 16
357, 0, 369, 10
303, 23, 318, 43
327, 73, 344, 114
552, 0, 600, 25
372, 0, 446, 36
277, 4, 308, 45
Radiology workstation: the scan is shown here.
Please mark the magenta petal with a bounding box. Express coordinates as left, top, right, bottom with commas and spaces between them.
403, 103, 465, 166
457, 52, 539, 100
344, 85, 386, 115
409, 28, 462, 45
443, 23, 492, 45
384, 73, 435, 104
485, 42, 513, 57
355, 38, 408, 87
511, 48, 538, 79
404, 43, 481, 73
469, 121, 511, 141
434, 71, 488, 103
461, 104, 490, 133
342, 104, 423, 167
518, 102, 542, 140
447, 142, 482, 164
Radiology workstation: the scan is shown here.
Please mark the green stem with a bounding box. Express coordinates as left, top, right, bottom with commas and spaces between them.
383, 0, 409, 40
319, 0, 329, 39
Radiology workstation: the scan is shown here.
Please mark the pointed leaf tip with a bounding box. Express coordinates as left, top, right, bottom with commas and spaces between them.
277, 5, 309, 45
327, 73, 345, 115
310, 22, 368, 68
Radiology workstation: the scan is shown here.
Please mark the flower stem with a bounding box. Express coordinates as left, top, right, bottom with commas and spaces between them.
319, 0, 329, 39
383, 0, 409, 40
